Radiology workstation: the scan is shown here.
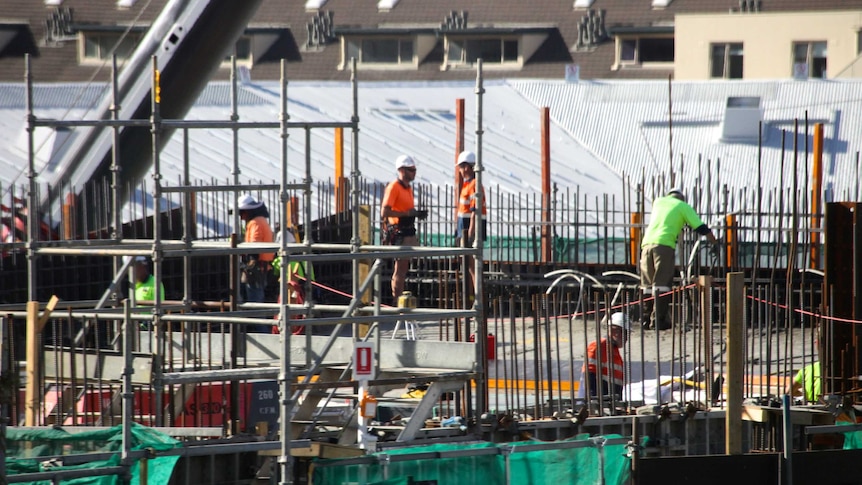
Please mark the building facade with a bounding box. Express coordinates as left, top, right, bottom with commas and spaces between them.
4, 0, 862, 83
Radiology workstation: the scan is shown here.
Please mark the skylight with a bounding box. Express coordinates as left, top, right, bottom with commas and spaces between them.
378, 0, 401, 11
305, 0, 328, 10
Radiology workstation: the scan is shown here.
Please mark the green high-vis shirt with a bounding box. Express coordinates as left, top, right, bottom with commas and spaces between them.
135, 275, 166, 302
641, 195, 708, 248
793, 362, 822, 402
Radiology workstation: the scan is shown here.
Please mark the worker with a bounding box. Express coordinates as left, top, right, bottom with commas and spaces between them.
132, 256, 165, 303
380, 154, 427, 303
639, 187, 718, 330
271, 229, 315, 335
455, 150, 487, 302
786, 332, 822, 403
237, 193, 275, 305
787, 361, 822, 403
578, 312, 629, 398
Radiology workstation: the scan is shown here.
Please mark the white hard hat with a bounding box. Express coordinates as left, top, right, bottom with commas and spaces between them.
457, 150, 476, 166
395, 155, 416, 170
237, 193, 263, 211
667, 187, 685, 201
610, 312, 630, 330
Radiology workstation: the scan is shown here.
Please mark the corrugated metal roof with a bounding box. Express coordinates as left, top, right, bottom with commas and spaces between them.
511, 79, 862, 212
7, 78, 861, 240
0, 80, 622, 236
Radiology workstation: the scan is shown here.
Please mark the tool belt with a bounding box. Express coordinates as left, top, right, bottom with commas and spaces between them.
241, 259, 270, 287
382, 224, 416, 245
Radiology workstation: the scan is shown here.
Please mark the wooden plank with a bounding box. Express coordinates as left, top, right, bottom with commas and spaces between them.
742, 405, 834, 426
43, 350, 153, 385
289, 441, 365, 458
726, 272, 744, 455
25, 301, 40, 426
36, 295, 60, 331
358, 204, 372, 337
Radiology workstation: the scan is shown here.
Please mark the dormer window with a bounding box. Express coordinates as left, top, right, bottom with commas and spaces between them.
79, 31, 142, 63
610, 26, 674, 70
222, 36, 253, 66
347, 37, 414, 65
337, 27, 434, 70
446, 37, 519, 66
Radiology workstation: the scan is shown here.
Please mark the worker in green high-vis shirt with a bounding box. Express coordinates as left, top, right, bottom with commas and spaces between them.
639, 187, 717, 330
133, 256, 165, 303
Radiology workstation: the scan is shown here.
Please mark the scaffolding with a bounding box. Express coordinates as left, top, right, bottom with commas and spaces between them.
8, 50, 862, 484
5, 54, 487, 483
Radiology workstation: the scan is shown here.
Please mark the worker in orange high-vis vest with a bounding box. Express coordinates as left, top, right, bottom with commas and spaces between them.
381, 155, 427, 302
455, 150, 487, 299
578, 312, 629, 398
237, 194, 275, 333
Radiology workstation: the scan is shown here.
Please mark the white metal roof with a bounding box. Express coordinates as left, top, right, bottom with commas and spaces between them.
4, 78, 861, 238
510, 78, 862, 208
0, 80, 623, 236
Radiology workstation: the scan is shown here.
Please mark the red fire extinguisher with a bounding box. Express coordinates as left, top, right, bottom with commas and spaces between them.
470, 333, 496, 360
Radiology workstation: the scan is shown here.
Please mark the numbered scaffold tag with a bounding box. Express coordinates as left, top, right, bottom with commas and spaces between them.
353, 341, 376, 380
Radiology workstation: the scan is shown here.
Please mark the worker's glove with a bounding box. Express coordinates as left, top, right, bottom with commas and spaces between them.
415, 209, 428, 220
245, 259, 257, 270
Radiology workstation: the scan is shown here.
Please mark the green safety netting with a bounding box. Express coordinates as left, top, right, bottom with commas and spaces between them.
840, 420, 862, 450
313, 434, 630, 485
5, 422, 181, 485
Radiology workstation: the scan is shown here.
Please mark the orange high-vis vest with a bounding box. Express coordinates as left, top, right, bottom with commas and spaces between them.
382, 179, 415, 227
457, 178, 487, 218
246, 216, 274, 262
585, 338, 624, 384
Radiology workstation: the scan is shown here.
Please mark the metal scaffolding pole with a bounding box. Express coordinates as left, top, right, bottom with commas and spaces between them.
278, 58, 295, 485
25, 54, 37, 301
150, 56, 166, 427
474, 59, 487, 417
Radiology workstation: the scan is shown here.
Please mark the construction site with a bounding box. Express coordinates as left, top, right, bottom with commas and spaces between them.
4, 3, 862, 485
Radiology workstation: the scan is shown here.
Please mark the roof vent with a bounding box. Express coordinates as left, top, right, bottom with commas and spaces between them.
378, 0, 401, 11
720, 96, 762, 143
306, 11, 335, 49
574, 9, 606, 50
440, 10, 468, 31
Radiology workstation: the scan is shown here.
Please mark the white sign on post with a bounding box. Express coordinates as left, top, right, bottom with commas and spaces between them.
353, 342, 376, 380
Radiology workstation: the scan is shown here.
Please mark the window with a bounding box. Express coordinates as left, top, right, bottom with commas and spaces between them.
347, 38, 413, 65
793, 41, 827, 79
711, 43, 743, 79
80, 32, 140, 62
223, 36, 253, 64
446, 37, 519, 66
616, 37, 673, 66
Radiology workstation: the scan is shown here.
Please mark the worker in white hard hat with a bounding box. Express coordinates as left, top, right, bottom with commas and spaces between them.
455, 150, 487, 300
578, 312, 629, 399
639, 187, 717, 330
381, 155, 427, 303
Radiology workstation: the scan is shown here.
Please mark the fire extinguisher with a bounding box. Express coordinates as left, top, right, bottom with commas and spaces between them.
359, 392, 378, 419
469, 333, 496, 360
